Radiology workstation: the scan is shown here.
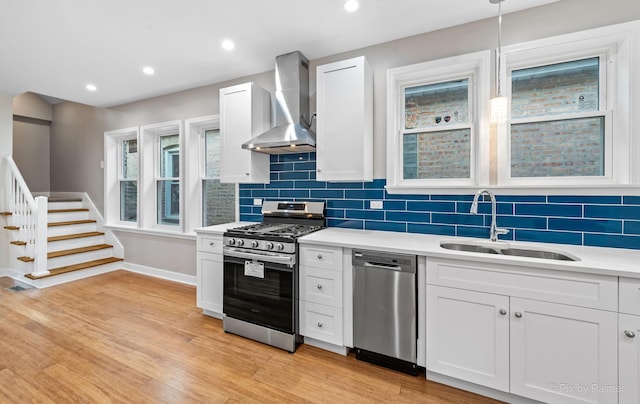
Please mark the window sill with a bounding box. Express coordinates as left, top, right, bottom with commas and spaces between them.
385, 184, 640, 196
104, 224, 196, 241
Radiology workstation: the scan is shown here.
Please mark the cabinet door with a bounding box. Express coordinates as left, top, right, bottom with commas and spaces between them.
219, 83, 270, 183
196, 252, 223, 318
620, 313, 640, 404
316, 56, 372, 182
510, 298, 618, 404
426, 285, 510, 392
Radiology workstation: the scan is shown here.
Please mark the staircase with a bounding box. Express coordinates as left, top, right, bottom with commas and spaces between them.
3, 197, 124, 288
2, 155, 123, 288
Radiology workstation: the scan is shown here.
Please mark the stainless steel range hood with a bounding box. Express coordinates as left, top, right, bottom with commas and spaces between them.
242, 51, 315, 154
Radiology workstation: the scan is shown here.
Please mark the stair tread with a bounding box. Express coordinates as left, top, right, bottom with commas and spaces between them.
48, 231, 104, 242
4, 226, 19, 230
49, 244, 113, 258
48, 219, 96, 227
17, 244, 113, 262
48, 208, 89, 213
10, 241, 27, 246
25, 257, 124, 280
47, 197, 82, 203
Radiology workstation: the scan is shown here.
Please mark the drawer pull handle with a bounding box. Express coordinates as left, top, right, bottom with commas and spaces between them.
514, 312, 523, 318
317, 322, 323, 328
625, 330, 637, 338
317, 254, 323, 260
499, 309, 507, 316
209, 242, 215, 246
317, 284, 323, 290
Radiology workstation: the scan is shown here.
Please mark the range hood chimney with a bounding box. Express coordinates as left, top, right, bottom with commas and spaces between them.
242, 51, 315, 154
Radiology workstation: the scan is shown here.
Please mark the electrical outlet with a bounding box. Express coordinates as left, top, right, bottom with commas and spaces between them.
100, 161, 104, 169
370, 200, 383, 209
253, 198, 263, 206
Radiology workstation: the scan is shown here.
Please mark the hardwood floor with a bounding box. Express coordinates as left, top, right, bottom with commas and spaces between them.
0, 271, 503, 403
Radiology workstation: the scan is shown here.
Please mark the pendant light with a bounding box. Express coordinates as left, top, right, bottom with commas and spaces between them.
489, 0, 508, 123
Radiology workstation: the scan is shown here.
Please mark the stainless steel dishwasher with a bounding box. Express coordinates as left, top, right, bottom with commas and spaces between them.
353, 249, 418, 375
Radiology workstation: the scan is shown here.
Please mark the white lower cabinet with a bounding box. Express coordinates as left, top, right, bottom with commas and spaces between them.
196, 233, 224, 318
426, 258, 619, 404
426, 285, 510, 392
619, 313, 640, 404
299, 244, 350, 353
510, 298, 618, 404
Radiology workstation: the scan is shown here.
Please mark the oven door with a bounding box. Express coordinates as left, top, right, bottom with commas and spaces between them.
223, 250, 295, 334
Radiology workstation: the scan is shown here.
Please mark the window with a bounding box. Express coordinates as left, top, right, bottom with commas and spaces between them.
104, 127, 139, 227
497, 21, 639, 189
120, 138, 138, 222
157, 134, 180, 226
386, 50, 490, 193
139, 120, 183, 232
202, 128, 235, 226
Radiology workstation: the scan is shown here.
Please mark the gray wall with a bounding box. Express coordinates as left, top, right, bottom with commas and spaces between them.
12, 92, 53, 192
50, 101, 106, 212
48, 0, 640, 277
0, 93, 13, 270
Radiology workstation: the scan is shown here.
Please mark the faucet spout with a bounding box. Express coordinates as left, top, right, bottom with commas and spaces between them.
470, 189, 509, 242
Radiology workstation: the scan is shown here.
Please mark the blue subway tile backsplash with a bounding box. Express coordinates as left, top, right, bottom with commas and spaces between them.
239, 152, 640, 250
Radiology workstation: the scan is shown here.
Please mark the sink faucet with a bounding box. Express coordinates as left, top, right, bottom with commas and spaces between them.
470, 189, 509, 242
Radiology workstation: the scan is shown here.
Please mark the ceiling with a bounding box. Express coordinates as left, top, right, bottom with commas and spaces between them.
0, 0, 558, 108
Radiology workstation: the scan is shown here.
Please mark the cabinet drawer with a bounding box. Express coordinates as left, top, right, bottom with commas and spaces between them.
620, 277, 640, 315
300, 301, 343, 346
427, 258, 618, 311
197, 235, 223, 254
300, 245, 343, 271
301, 266, 343, 307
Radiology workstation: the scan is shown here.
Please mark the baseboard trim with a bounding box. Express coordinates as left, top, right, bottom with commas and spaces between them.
122, 262, 196, 286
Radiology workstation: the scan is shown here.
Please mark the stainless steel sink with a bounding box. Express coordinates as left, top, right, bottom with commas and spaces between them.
499, 248, 576, 261
440, 242, 578, 261
440, 242, 499, 254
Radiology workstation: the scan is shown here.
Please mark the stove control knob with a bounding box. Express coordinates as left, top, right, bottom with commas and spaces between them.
251, 240, 259, 248
276, 243, 285, 251
237, 239, 245, 247
266, 242, 274, 250
227, 238, 236, 246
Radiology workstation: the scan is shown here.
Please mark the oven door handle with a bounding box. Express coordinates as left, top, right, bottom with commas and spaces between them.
223, 247, 295, 266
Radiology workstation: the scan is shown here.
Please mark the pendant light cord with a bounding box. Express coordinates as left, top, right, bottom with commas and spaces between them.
497, 0, 503, 97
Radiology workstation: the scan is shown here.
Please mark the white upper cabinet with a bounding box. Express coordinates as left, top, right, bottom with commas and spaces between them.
316, 56, 373, 182
219, 82, 271, 183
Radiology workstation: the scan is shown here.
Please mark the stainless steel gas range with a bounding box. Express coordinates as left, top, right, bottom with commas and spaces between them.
222, 201, 325, 352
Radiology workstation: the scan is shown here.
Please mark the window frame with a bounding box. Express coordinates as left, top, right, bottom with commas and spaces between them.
184, 115, 238, 233
497, 21, 639, 190
140, 120, 183, 233
386, 50, 491, 193
104, 127, 139, 228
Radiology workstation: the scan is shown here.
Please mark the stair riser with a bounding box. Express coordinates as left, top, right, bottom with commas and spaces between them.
48, 235, 106, 251
47, 202, 83, 210
48, 223, 98, 237
48, 212, 90, 222
47, 248, 114, 269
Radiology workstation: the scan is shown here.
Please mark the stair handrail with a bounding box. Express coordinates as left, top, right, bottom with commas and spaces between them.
3, 154, 48, 277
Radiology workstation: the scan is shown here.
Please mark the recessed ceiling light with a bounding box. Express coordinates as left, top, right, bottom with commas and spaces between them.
221, 39, 235, 51
344, 0, 359, 12
86, 84, 97, 92
142, 66, 155, 75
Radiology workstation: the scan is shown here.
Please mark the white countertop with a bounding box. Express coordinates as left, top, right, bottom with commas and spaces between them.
299, 227, 640, 279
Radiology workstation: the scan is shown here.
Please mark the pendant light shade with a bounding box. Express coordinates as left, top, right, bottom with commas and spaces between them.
489, 0, 508, 123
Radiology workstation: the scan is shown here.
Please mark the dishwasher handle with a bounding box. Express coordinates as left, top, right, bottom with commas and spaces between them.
363, 261, 404, 272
